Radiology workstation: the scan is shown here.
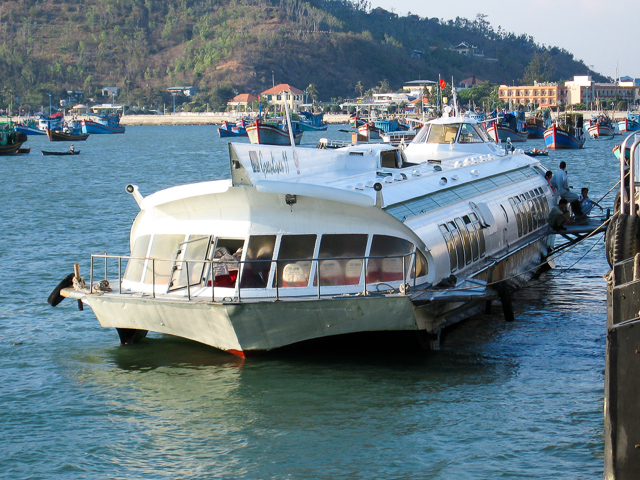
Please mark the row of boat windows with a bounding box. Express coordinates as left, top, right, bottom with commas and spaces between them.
508, 187, 550, 237
412, 122, 490, 144
438, 213, 486, 273
386, 167, 539, 222
123, 233, 428, 290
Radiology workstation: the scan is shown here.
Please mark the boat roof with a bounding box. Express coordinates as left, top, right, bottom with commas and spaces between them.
228, 141, 541, 210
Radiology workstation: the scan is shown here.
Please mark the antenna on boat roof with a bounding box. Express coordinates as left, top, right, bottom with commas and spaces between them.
451, 76, 459, 117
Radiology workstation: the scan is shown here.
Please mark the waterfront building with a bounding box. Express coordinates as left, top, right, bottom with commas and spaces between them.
498, 82, 568, 108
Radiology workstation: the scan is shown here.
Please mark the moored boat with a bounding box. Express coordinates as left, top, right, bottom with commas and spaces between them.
46, 129, 90, 142
246, 117, 303, 145
50, 112, 566, 357
617, 112, 640, 134
298, 111, 327, 131
487, 110, 529, 143
0, 121, 28, 155
81, 114, 125, 134
543, 114, 585, 149
38, 112, 64, 132
587, 113, 615, 139
15, 119, 46, 136
218, 119, 248, 137
525, 110, 552, 139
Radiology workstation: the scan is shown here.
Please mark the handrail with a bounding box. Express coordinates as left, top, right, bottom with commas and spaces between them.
88, 250, 419, 303
619, 131, 638, 215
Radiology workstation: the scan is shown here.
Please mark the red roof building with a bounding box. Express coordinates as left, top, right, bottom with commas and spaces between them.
259, 84, 305, 111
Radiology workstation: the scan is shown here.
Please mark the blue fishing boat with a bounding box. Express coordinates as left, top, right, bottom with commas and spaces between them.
543, 114, 585, 149
297, 111, 327, 131
218, 119, 248, 137
586, 113, 615, 139
15, 120, 46, 135
81, 114, 125, 134
525, 110, 552, 139
618, 112, 640, 133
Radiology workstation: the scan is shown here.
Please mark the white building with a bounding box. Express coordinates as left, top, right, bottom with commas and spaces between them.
564, 75, 638, 106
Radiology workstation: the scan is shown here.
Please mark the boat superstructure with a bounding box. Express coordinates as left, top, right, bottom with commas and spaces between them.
51, 115, 557, 356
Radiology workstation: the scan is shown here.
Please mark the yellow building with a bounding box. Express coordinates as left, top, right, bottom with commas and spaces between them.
498, 83, 568, 107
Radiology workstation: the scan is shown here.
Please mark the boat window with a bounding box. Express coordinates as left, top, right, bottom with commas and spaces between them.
124, 234, 151, 283
426, 124, 460, 144
473, 124, 491, 142
143, 234, 185, 285
314, 234, 368, 286
469, 213, 486, 257
509, 197, 523, 237
240, 235, 275, 288
274, 235, 317, 288
447, 222, 465, 270
169, 235, 212, 291
209, 238, 244, 288
462, 216, 479, 261
368, 235, 413, 282
410, 249, 428, 279
521, 194, 534, 233
455, 217, 473, 265
412, 124, 430, 143
458, 123, 485, 143
439, 224, 458, 272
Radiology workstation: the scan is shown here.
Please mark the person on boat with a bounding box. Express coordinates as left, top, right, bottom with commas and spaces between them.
579, 188, 603, 215
545, 171, 558, 203
548, 198, 571, 231
551, 161, 586, 221
69, 144, 75, 153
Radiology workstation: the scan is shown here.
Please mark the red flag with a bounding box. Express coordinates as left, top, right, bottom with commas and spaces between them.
439, 79, 446, 89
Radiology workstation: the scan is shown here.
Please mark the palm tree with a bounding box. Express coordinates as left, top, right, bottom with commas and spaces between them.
306, 84, 319, 104
355, 81, 364, 98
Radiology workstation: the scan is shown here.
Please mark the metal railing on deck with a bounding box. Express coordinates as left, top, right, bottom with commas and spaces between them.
89, 251, 419, 303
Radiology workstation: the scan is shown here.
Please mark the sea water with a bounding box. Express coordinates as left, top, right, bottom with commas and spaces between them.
0, 125, 614, 479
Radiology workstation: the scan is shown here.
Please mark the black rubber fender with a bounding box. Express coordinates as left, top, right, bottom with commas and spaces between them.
609, 214, 640, 267
605, 213, 617, 267
47, 273, 74, 306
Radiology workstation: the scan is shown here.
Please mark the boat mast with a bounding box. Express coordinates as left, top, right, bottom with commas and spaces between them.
282, 90, 296, 148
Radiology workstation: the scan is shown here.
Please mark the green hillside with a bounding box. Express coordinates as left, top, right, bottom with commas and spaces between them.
0, 0, 606, 111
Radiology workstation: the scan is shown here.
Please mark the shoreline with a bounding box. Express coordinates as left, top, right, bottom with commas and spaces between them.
118, 113, 352, 126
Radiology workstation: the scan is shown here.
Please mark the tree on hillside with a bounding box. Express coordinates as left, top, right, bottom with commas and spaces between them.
377, 79, 390, 93
355, 81, 364, 98
520, 51, 557, 85
306, 84, 318, 104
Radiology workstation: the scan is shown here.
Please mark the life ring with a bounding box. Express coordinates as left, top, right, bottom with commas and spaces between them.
47, 273, 75, 306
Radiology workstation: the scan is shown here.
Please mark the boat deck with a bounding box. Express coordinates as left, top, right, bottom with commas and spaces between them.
549, 215, 608, 254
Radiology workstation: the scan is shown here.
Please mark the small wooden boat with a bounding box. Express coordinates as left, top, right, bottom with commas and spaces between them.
524, 148, 548, 157
246, 117, 303, 145
218, 119, 248, 137
46, 129, 89, 142
17, 147, 30, 154
41, 150, 81, 156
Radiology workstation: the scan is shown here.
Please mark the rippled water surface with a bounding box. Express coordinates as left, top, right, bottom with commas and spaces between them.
1, 125, 618, 479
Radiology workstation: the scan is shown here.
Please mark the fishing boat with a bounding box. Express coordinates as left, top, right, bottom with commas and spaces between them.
246, 117, 303, 145
81, 114, 125, 134
525, 110, 552, 139
15, 119, 46, 136
49, 110, 565, 357
617, 112, 640, 134
486, 110, 529, 143
0, 121, 28, 155
41, 150, 81, 156
218, 119, 248, 137
38, 112, 64, 132
586, 113, 615, 139
298, 111, 327, 131
46, 129, 90, 142
543, 114, 585, 149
